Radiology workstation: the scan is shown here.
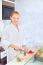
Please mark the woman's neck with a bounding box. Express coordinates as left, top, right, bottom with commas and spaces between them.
12, 22, 19, 32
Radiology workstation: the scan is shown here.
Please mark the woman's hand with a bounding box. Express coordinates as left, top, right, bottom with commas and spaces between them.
8, 44, 19, 51
8, 44, 16, 48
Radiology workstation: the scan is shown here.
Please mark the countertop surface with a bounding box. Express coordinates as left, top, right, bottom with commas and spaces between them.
6, 48, 43, 65
6, 59, 43, 65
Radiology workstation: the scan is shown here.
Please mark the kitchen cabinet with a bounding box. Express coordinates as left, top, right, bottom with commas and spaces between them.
2, 0, 15, 7
2, 0, 15, 20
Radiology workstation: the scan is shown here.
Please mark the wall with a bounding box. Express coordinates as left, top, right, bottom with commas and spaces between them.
15, 0, 43, 46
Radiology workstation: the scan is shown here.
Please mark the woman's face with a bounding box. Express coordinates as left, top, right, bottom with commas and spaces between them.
10, 13, 20, 25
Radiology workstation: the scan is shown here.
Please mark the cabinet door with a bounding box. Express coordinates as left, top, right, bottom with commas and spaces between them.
2, 5, 14, 20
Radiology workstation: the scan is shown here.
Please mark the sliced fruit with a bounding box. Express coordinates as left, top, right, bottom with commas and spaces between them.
16, 57, 21, 62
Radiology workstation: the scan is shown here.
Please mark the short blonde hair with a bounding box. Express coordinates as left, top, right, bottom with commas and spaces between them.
10, 11, 20, 17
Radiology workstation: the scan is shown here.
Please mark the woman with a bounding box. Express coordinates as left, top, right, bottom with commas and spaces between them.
2, 11, 26, 62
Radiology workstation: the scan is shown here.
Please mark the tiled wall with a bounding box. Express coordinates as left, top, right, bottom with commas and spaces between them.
15, 0, 43, 46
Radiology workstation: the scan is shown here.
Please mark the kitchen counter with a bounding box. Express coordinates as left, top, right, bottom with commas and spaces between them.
6, 59, 25, 65
25, 61, 43, 65
6, 48, 43, 65
6, 58, 43, 65
6, 49, 43, 65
